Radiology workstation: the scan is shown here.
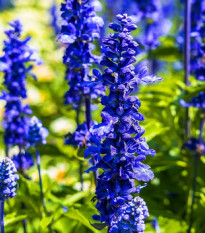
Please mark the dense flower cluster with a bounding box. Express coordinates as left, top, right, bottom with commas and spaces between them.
85, 14, 162, 232
0, 20, 39, 147
27, 116, 49, 147
58, 0, 105, 108
108, 197, 149, 233
0, 158, 19, 201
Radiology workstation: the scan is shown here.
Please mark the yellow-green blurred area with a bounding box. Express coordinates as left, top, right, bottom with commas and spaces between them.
0, 0, 205, 233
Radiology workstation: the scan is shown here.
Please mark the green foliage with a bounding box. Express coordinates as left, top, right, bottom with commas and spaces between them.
0, 0, 205, 233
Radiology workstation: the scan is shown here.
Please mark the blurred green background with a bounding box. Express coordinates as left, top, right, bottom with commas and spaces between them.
0, 0, 205, 232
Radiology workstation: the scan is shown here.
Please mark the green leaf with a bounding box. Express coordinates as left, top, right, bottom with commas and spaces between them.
90, 223, 107, 230
64, 207, 98, 233
5, 213, 27, 226
40, 216, 53, 229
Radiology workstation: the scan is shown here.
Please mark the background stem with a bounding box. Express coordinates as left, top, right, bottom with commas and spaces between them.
188, 118, 205, 233
1, 201, 4, 233
85, 96, 98, 185
184, 0, 191, 139
18, 146, 27, 233
76, 103, 84, 191
36, 149, 47, 213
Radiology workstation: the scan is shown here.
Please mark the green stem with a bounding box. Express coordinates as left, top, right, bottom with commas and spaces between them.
1, 201, 4, 233
36, 149, 47, 213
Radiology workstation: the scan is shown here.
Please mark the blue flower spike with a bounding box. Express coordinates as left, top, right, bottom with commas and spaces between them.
85, 14, 162, 233
0, 158, 19, 233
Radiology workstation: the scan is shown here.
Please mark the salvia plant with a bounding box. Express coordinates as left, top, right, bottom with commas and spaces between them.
180, 0, 205, 231
85, 14, 162, 233
58, 0, 105, 109
0, 19, 49, 231
0, 20, 39, 169
58, 0, 105, 186
2, 0, 205, 232
0, 157, 19, 233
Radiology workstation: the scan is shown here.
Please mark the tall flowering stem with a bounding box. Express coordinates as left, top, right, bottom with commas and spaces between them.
181, 2, 205, 230
58, 0, 105, 186
132, 0, 172, 75
0, 20, 39, 167
0, 201, 4, 233
184, 0, 191, 138
27, 116, 49, 213
0, 158, 19, 233
0, 20, 40, 233
85, 14, 162, 232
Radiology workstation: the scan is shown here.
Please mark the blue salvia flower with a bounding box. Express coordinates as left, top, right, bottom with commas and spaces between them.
26, 116, 49, 212
0, 20, 40, 98
0, 20, 42, 172
1, 92, 32, 146
85, 14, 162, 232
27, 116, 49, 147
0, 158, 19, 201
0, 20, 40, 148
177, 0, 205, 79
58, 0, 105, 109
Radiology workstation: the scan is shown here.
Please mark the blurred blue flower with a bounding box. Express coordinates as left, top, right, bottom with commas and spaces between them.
180, 92, 205, 109
0, 158, 19, 201
12, 151, 34, 171
58, 0, 105, 108
0, 20, 41, 98
1, 92, 32, 146
0, 20, 40, 147
185, 138, 205, 155
27, 116, 49, 147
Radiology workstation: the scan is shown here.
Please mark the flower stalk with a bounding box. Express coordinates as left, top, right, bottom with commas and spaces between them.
36, 149, 47, 213
58, 0, 105, 187
184, 0, 191, 138
0, 201, 4, 233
